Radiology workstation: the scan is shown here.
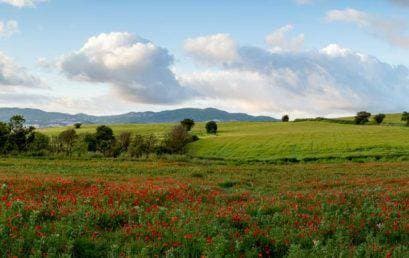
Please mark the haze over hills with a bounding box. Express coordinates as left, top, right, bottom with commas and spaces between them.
0, 107, 277, 127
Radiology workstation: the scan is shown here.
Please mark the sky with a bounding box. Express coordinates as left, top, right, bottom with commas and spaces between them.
0, 0, 408, 118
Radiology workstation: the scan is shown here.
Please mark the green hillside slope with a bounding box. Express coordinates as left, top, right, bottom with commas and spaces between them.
40, 120, 409, 162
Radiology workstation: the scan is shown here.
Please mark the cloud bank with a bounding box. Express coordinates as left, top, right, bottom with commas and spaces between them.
58, 32, 193, 104
182, 32, 409, 116
50, 29, 409, 117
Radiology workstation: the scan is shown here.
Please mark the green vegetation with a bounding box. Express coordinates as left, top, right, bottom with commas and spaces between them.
0, 158, 406, 257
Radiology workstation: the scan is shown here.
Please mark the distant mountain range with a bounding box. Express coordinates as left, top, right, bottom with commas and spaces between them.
0, 107, 277, 127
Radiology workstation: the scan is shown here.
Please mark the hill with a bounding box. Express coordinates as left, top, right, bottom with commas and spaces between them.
0, 107, 276, 127
40, 120, 409, 163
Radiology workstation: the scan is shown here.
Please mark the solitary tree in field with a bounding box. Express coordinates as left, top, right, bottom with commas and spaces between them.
402, 112, 409, 126
206, 121, 218, 134
74, 123, 82, 129
373, 114, 386, 124
354, 111, 371, 125
180, 119, 195, 131
282, 115, 289, 122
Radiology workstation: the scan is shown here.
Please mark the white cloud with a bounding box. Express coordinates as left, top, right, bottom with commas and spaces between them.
182, 32, 409, 117
265, 25, 305, 52
184, 33, 238, 66
0, 0, 47, 7
0, 51, 41, 88
326, 8, 409, 49
58, 32, 194, 104
0, 20, 18, 37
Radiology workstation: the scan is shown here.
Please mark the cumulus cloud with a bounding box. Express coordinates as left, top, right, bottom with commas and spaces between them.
57, 32, 193, 104
265, 25, 305, 52
0, 20, 18, 37
0, 51, 41, 88
326, 8, 409, 49
182, 31, 409, 116
184, 33, 238, 66
0, 0, 47, 7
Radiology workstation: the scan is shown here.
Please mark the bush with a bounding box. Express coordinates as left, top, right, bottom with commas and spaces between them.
0, 122, 10, 153
84, 133, 97, 152
163, 125, 191, 154
128, 134, 157, 158
28, 132, 50, 153
74, 123, 82, 129
206, 121, 218, 134
373, 114, 386, 124
402, 112, 409, 126
354, 111, 371, 125
117, 131, 132, 153
58, 129, 78, 156
282, 115, 289, 122
180, 118, 195, 131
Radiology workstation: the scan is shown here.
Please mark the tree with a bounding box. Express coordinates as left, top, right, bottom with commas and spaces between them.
206, 121, 218, 134
84, 133, 97, 152
95, 125, 116, 156
373, 114, 386, 124
74, 123, 82, 129
0, 122, 10, 153
402, 112, 409, 126
180, 119, 195, 131
163, 125, 190, 153
7, 115, 35, 152
117, 131, 132, 153
354, 111, 371, 125
282, 115, 289, 122
58, 129, 78, 156
129, 134, 158, 158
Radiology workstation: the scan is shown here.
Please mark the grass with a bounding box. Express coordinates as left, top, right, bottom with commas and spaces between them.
40, 119, 409, 163
0, 157, 407, 257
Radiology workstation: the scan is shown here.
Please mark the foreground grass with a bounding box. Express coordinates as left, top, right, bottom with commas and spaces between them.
0, 157, 407, 257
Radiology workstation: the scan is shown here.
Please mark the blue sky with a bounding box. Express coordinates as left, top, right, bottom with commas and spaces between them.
0, 0, 408, 117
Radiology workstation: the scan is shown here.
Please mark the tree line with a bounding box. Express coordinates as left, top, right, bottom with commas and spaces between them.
0, 115, 218, 157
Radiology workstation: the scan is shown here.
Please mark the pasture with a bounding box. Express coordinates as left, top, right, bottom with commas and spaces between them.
40, 120, 409, 163
0, 157, 407, 257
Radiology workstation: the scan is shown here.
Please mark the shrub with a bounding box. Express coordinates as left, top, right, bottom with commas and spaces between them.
282, 115, 289, 122
180, 118, 195, 131
117, 131, 132, 153
74, 123, 82, 129
402, 112, 409, 126
163, 125, 191, 154
58, 129, 78, 156
0, 122, 10, 153
128, 134, 158, 158
28, 132, 50, 153
206, 121, 218, 134
354, 111, 371, 125
84, 133, 97, 152
373, 114, 386, 124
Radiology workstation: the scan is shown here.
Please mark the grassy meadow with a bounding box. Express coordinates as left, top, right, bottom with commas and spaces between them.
40, 118, 409, 163
3, 116, 407, 257
0, 157, 407, 257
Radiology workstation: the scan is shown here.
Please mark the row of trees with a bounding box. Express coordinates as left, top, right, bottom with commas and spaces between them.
355, 111, 409, 125
0, 116, 219, 158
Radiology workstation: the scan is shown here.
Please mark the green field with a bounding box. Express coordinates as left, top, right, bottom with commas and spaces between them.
40, 119, 409, 163
0, 157, 407, 257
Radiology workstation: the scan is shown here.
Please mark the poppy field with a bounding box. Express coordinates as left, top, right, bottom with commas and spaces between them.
0, 158, 407, 257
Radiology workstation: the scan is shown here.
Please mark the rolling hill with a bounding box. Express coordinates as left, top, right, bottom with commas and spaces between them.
0, 107, 277, 127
